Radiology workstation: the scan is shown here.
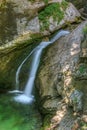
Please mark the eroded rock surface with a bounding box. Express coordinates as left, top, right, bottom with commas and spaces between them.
36, 21, 87, 129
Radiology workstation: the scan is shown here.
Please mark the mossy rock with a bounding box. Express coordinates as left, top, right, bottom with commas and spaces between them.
83, 24, 87, 38
39, 1, 68, 31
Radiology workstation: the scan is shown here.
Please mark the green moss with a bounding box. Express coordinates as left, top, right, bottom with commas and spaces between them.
0, 0, 6, 9
83, 24, 87, 37
79, 120, 87, 130
41, 114, 52, 130
61, 0, 68, 10
39, 1, 68, 31
29, 0, 48, 4
43, 0, 48, 4
78, 64, 87, 73
83, 24, 87, 44
30, 33, 43, 44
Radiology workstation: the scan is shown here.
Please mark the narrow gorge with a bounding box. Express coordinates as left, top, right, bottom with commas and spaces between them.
0, 0, 87, 130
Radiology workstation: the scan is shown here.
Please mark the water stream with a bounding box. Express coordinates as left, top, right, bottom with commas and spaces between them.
13, 30, 69, 104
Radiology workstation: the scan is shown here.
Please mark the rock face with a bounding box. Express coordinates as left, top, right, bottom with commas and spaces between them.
66, 0, 87, 9
0, 0, 81, 91
36, 21, 87, 129
0, 31, 43, 91
0, 0, 80, 44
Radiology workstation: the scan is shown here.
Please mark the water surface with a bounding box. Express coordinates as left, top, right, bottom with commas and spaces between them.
0, 93, 41, 130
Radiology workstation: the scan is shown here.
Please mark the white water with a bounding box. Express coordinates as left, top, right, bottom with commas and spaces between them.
14, 30, 69, 104
16, 48, 36, 90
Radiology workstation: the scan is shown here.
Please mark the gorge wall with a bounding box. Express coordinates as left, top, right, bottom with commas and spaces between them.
35, 21, 87, 129
0, 0, 87, 130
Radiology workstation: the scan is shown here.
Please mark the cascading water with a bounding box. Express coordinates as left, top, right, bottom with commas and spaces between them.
9, 48, 36, 94
16, 48, 36, 90
13, 30, 70, 104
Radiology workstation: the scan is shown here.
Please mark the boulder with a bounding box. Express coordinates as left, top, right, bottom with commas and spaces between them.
0, 0, 80, 44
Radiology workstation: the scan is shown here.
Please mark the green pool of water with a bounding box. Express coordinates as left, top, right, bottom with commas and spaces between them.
0, 93, 41, 130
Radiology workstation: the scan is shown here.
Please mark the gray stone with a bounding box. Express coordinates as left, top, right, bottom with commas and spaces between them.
69, 90, 83, 112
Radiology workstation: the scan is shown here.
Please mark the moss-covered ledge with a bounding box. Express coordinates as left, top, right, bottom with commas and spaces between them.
0, 31, 43, 56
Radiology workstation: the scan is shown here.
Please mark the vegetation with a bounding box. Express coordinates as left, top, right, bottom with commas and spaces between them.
43, 0, 48, 4
0, 0, 6, 9
83, 24, 87, 42
83, 24, 87, 36
61, 0, 68, 10
39, 1, 68, 31
29, 0, 48, 4
79, 64, 87, 73
79, 120, 87, 130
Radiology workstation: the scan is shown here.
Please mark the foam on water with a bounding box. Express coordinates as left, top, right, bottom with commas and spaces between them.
8, 90, 23, 94
14, 94, 34, 104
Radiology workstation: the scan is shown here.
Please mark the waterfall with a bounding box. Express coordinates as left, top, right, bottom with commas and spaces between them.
9, 48, 36, 94
13, 30, 70, 104
16, 48, 36, 90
